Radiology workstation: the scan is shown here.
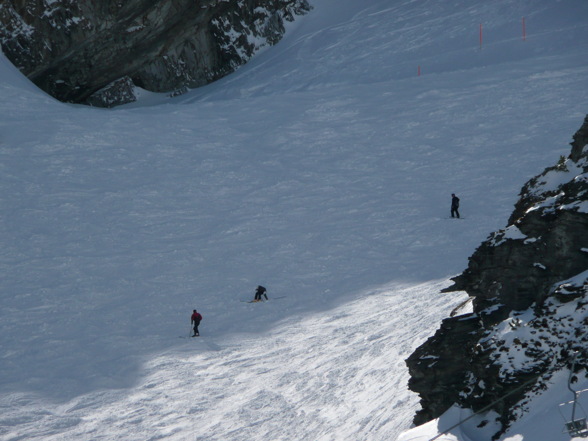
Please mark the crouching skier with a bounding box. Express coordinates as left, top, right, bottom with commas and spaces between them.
254, 285, 268, 302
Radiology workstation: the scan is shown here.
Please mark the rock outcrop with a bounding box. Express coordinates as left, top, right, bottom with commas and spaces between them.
0, 0, 310, 106
406, 116, 588, 438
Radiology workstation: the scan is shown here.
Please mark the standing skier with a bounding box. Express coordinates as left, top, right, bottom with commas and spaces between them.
191, 309, 202, 337
254, 285, 268, 302
451, 193, 460, 219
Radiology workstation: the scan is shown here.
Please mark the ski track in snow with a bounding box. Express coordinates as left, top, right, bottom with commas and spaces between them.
2, 282, 460, 441
1, 0, 588, 439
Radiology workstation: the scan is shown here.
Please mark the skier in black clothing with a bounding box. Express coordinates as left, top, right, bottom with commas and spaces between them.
451, 193, 460, 218
254, 285, 268, 301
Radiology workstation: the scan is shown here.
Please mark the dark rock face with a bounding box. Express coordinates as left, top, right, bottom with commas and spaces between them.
406, 116, 588, 436
0, 0, 310, 106
407, 314, 485, 424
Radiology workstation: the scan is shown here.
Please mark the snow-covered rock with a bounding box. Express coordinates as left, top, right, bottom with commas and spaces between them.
406, 115, 588, 438
0, 0, 310, 106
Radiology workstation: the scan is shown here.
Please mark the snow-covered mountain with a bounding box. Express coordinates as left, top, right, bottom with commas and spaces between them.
405, 115, 588, 439
1, 0, 587, 440
0, 0, 311, 106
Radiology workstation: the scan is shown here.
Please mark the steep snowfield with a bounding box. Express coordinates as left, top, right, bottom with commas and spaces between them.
1, 0, 587, 440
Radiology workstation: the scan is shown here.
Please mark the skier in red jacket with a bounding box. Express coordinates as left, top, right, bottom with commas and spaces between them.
191, 309, 202, 337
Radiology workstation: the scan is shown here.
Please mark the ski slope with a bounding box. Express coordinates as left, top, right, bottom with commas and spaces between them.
1, 0, 587, 439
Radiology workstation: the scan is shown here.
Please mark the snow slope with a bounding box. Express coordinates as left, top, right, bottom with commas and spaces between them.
1, 0, 587, 439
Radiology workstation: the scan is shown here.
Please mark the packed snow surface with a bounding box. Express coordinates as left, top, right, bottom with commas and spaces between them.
1, 0, 587, 440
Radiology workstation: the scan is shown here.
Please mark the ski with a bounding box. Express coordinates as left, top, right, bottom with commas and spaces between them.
240, 296, 286, 303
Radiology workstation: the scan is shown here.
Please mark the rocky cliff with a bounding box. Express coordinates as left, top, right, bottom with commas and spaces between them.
406, 116, 588, 438
0, 0, 310, 106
